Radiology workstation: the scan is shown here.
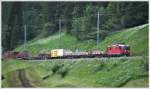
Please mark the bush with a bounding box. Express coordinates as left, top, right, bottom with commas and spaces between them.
51, 63, 63, 74
42, 75, 50, 80
112, 62, 118, 67
58, 67, 69, 78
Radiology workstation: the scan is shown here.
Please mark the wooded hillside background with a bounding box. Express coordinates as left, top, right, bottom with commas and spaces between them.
2, 2, 148, 52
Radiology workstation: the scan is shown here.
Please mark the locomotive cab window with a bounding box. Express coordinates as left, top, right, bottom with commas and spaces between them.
124, 46, 130, 50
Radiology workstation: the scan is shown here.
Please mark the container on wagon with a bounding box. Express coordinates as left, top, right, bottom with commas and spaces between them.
51, 49, 73, 58
51, 49, 60, 58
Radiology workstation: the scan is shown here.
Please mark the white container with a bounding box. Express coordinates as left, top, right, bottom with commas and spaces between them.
51, 49, 73, 57
57, 49, 64, 57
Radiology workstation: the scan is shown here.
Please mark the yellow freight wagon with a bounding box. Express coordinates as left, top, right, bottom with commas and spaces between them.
51, 49, 63, 58
51, 49, 58, 58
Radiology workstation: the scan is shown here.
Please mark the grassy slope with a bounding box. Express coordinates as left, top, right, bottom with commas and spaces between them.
2, 57, 148, 87
97, 24, 148, 56
2, 24, 149, 87
15, 24, 148, 56
15, 33, 96, 55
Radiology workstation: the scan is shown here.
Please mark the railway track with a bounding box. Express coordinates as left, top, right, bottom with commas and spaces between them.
21, 56, 147, 62
17, 55, 127, 60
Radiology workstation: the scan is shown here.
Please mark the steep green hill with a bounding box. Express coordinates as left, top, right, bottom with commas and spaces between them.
3, 24, 149, 88
15, 24, 148, 56
97, 24, 148, 56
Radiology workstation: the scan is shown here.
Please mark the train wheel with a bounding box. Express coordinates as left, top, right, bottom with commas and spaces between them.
126, 54, 129, 57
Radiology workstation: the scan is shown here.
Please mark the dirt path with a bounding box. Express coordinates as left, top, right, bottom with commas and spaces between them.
7, 71, 22, 87
18, 69, 33, 87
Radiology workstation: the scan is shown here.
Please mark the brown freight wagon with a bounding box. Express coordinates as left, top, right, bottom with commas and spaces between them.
3, 51, 19, 59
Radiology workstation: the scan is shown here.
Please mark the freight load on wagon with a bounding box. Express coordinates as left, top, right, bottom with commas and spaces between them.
16, 51, 30, 59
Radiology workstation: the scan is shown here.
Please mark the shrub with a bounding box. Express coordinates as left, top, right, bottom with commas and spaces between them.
51, 63, 63, 74
2, 75, 5, 80
58, 67, 69, 78
112, 62, 118, 67
42, 75, 50, 80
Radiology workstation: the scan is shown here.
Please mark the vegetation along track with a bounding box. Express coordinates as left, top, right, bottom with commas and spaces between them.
21, 56, 146, 61
18, 69, 33, 87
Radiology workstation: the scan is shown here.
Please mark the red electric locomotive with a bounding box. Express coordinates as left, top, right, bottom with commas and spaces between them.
105, 43, 130, 57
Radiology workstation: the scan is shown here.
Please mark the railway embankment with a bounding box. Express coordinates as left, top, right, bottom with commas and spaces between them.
2, 56, 149, 87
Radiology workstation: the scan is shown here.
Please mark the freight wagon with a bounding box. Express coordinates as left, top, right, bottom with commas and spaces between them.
16, 51, 30, 59
3, 51, 19, 59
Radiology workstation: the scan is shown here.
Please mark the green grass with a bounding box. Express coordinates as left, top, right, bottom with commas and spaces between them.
123, 77, 149, 87
2, 56, 149, 87
15, 24, 148, 56
2, 68, 23, 87
2, 60, 31, 75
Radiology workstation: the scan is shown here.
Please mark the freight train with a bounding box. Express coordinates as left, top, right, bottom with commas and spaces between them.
3, 43, 130, 60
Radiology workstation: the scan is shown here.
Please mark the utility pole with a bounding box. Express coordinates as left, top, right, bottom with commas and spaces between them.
59, 19, 61, 48
23, 10, 27, 51
24, 24, 27, 50
97, 11, 100, 50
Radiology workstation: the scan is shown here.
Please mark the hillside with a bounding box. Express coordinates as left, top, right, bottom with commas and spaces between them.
15, 24, 148, 56
98, 24, 148, 56
2, 56, 148, 87
2, 24, 149, 87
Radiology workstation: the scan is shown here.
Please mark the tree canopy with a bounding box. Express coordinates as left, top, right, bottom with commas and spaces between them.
2, 2, 148, 52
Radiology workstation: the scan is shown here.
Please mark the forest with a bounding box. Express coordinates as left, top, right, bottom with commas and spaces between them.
2, 2, 148, 52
